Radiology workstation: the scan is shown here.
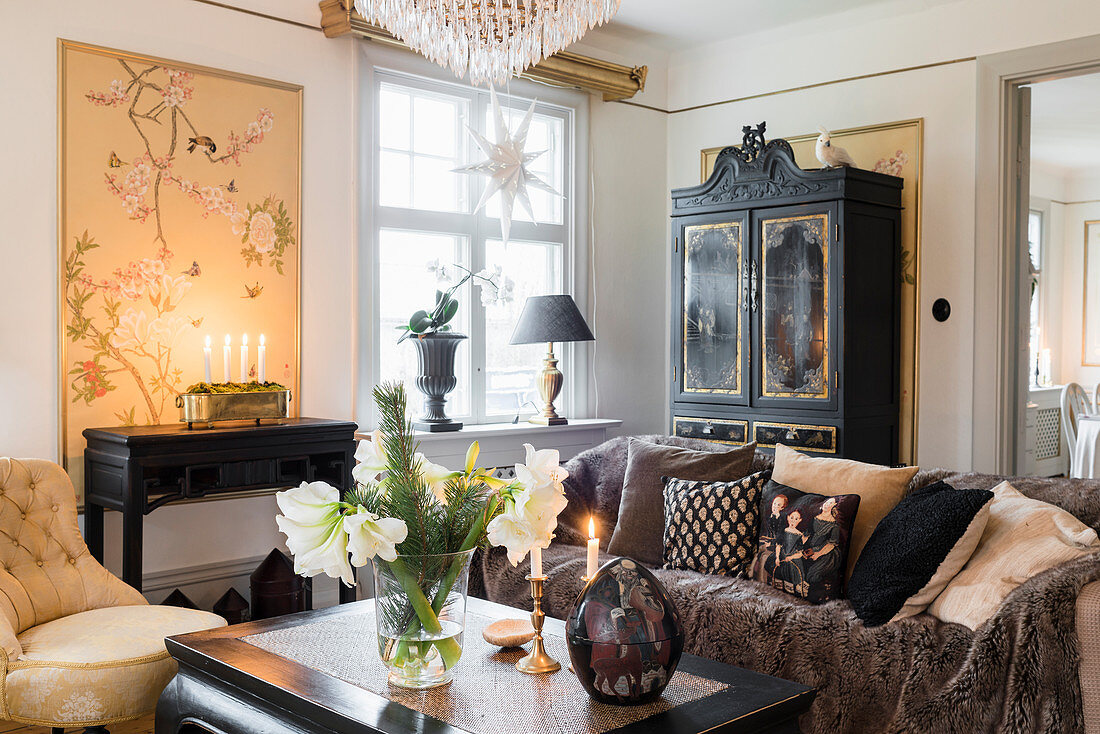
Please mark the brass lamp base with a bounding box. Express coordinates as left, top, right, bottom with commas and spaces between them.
530, 342, 567, 426
516, 575, 561, 674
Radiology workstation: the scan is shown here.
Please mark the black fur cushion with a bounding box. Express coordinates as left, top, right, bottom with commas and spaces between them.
849, 481, 994, 626
661, 470, 770, 577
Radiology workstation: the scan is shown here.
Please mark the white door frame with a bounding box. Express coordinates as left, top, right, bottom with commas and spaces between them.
973, 33, 1100, 473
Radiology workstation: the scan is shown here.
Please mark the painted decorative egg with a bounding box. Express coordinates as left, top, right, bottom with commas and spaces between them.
565, 557, 684, 705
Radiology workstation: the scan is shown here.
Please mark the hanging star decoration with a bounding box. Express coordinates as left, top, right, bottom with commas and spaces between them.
453, 86, 561, 245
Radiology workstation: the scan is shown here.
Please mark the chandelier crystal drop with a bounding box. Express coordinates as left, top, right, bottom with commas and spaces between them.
353, 0, 623, 87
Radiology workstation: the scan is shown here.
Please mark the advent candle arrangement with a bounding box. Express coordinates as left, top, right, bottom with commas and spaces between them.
205, 334, 276, 385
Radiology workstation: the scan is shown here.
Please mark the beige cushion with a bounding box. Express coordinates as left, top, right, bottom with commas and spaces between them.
0, 459, 147, 659
4, 604, 226, 726
772, 444, 918, 580
890, 501, 991, 622
928, 481, 1100, 630
608, 439, 756, 567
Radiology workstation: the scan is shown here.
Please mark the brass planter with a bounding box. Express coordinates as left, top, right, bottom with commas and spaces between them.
175, 390, 291, 429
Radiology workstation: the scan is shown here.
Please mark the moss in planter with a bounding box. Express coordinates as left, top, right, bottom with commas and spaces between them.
185, 381, 287, 394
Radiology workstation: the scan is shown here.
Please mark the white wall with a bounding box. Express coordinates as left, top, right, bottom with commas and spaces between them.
659, 0, 1100, 470
0, 0, 668, 604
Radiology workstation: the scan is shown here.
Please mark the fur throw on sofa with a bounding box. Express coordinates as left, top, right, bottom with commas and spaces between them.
475, 436, 1100, 734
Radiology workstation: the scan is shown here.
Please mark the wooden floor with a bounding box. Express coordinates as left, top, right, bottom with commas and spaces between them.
0, 715, 154, 733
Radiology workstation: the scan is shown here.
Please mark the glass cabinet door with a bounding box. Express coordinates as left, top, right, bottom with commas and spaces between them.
679, 219, 747, 404
756, 209, 833, 406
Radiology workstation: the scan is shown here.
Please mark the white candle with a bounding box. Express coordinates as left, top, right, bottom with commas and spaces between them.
222, 335, 232, 383
258, 334, 266, 384
531, 545, 542, 578
203, 335, 212, 383
240, 333, 249, 382
586, 517, 599, 580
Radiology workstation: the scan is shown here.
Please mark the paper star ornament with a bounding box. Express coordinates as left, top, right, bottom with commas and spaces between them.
453, 86, 561, 244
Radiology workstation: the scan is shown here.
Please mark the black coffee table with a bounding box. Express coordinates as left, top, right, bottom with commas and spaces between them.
156, 597, 814, 734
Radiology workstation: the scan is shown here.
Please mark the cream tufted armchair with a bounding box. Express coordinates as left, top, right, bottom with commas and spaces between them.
0, 458, 226, 734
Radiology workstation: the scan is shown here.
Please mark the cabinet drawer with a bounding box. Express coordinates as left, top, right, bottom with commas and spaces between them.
753, 421, 837, 454
673, 416, 749, 445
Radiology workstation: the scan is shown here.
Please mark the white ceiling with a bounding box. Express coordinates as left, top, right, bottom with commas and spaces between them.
1030, 73, 1100, 177
589, 0, 901, 50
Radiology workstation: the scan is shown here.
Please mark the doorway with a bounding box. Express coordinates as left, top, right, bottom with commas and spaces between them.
1014, 73, 1100, 477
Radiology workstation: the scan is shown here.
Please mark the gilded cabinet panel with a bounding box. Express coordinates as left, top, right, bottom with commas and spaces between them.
759, 213, 830, 401
673, 416, 748, 445
753, 422, 837, 454
682, 222, 743, 397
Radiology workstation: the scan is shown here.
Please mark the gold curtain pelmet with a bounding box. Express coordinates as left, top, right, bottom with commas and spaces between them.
319, 0, 647, 101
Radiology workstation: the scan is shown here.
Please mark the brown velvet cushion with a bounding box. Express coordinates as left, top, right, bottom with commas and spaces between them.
607, 439, 756, 566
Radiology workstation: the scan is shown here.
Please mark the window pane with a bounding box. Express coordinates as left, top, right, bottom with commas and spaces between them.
379, 230, 470, 418
379, 151, 411, 208
379, 84, 466, 213
413, 96, 458, 157
379, 86, 411, 150
483, 105, 564, 224
412, 155, 461, 212
483, 239, 563, 417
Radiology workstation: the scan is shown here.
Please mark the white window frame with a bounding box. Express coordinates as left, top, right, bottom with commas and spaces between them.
355, 44, 592, 429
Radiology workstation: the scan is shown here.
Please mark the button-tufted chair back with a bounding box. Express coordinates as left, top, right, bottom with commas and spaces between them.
0, 458, 145, 659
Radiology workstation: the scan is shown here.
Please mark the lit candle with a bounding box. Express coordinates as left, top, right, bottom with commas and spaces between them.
258, 334, 266, 384
203, 335, 212, 383
531, 545, 542, 578
240, 333, 249, 382
223, 335, 232, 383
586, 517, 599, 580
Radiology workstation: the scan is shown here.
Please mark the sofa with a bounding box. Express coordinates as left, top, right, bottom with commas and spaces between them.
471, 435, 1100, 734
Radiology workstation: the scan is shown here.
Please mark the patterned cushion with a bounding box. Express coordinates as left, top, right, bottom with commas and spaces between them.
661, 470, 770, 576
4, 604, 226, 726
751, 480, 860, 604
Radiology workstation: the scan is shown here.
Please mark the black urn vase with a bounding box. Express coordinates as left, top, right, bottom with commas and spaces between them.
410, 332, 466, 433
565, 557, 684, 705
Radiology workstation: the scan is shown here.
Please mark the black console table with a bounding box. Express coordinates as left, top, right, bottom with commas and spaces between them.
82, 418, 358, 604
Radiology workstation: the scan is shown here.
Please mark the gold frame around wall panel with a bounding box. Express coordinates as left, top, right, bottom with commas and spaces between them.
1084, 220, 1100, 366
682, 221, 743, 396
700, 118, 923, 465
318, 0, 648, 101
759, 213, 831, 401
57, 40, 303, 498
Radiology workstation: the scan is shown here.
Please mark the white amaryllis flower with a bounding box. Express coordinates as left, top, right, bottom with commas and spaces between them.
414, 452, 460, 504
514, 481, 568, 540
515, 443, 569, 491
486, 508, 538, 566
275, 481, 354, 586
344, 507, 408, 564
352, 431, 388, 485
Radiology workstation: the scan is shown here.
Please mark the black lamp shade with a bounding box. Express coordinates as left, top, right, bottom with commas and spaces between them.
509, 295, 595, 345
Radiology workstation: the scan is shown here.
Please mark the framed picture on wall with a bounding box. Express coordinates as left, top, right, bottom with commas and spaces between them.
702, 119, 923, 465
58, 40, 302, 504
1084, 220, 1100, 366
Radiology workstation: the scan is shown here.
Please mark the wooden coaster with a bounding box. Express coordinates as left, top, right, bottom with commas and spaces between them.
482, 618, 535, 648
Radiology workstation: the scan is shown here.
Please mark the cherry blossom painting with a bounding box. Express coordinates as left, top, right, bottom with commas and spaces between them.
59, 41, 301, 500
700, 119, 923, 465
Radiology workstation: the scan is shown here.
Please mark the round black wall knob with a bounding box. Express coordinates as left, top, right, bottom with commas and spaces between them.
932, 298, 951, 322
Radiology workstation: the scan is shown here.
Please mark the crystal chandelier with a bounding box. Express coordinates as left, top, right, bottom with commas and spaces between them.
353, 0, 623, 87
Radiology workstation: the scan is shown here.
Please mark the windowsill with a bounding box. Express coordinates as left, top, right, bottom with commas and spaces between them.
412, 418, 622, 442
355, 418, 622, 443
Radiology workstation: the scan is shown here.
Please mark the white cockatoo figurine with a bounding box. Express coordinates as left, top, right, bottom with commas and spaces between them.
815, 127, 856, 168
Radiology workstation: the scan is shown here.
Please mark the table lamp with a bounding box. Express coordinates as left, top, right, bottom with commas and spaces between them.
509, 294, 595, 425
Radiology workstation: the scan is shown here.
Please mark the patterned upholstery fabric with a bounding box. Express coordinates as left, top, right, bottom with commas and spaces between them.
661, 470, 769, 577
0, 458, 227, 728
5, 605, 225, 726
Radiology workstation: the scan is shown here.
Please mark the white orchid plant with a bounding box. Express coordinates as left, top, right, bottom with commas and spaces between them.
275, 381, 566, 670
396, 260, 514, 343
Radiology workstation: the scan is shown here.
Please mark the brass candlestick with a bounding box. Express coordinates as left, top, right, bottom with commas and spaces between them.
516, 574, 560, 674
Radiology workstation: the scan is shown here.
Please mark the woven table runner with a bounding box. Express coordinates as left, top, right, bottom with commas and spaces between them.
243, 611, 728, 734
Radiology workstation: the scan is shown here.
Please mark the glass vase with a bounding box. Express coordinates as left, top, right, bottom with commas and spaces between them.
372, 548, 475, 689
